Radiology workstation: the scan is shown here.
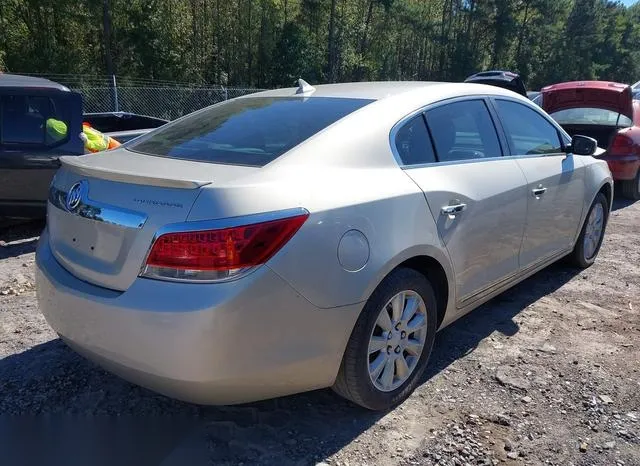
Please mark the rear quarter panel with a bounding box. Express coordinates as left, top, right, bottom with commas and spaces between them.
210, 164, 456, 312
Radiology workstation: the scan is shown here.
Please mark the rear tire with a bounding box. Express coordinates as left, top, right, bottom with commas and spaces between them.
569, 192, 609, 268
332, 268, 438, 411
620, 171, 640, 200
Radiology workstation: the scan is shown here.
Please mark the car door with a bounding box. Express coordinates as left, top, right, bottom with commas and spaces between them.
491, 98, 586, 269
0, 89, 83, 216
396, 98, 529, 307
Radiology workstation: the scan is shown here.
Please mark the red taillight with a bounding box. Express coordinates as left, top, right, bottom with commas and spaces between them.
609, 134, 635, 156
142, 213, 308, 281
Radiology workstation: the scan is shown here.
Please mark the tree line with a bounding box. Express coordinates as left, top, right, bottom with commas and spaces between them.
1, 0, 639, 91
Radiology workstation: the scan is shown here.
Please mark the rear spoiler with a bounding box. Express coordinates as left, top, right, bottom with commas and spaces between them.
59, 155, 211, 189
105, 128, 154, 144
83, 112, 168, 133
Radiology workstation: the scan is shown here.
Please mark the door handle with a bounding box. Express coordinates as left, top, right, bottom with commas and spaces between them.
441, 203, 467, 216
532, 186, 547, 197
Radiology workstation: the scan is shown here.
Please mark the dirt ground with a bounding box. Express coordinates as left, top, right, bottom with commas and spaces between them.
0, 196, 638, 466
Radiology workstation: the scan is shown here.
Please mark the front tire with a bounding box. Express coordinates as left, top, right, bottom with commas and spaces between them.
569, 192, 609, 268
620, 170, 640, 200
332, 268, 438, 411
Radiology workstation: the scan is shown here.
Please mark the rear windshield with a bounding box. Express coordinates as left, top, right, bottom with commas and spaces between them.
129, 96, 373, 166
550, 107, 632, 127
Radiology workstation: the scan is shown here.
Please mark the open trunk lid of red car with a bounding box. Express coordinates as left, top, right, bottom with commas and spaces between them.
542, 81, 634, 120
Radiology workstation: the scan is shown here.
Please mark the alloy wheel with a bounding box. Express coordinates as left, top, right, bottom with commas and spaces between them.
367, 290, 428, 392
583, 202, 604, 260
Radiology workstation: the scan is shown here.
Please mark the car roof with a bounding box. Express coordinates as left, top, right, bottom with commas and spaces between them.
244, 81, 538, 171
246, 80, 524, 101
0, 73, 70, 91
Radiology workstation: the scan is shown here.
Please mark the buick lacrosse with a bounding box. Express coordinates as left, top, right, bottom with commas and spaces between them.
36, 80, 612, 410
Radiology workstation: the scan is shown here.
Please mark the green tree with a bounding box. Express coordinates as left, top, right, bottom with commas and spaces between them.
0, 0, 638, 91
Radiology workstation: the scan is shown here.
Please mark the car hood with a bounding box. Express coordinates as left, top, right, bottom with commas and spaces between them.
541, 81, 634, 120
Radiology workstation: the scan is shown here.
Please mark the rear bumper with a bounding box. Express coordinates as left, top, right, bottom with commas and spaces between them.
599, 155, 640, 181
35, 229, 361, 405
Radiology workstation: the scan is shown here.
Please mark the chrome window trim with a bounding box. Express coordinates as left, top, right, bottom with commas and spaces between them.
400, 151, 570, 171
390, 94, 508, 168
48, 183, 147, 229
139, 207, 310, 283
400, 155, 506, 170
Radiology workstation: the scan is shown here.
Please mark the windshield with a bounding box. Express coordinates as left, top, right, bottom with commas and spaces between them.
550, 107, 632, 127
129, 96, 373, 167
531, 94, 543, 106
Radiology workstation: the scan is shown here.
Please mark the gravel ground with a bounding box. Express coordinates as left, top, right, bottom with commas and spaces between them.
0, 198, 638, 466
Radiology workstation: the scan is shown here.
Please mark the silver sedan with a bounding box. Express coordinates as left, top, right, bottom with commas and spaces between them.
36, 81, 613, 410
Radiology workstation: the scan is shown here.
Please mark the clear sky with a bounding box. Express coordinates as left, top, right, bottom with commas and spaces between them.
621, 0, 637, 6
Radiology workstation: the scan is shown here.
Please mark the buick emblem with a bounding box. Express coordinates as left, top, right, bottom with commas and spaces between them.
66, 181, 85, 211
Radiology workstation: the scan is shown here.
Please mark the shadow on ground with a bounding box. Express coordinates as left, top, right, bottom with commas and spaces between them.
0, 263, 580, 466
424, 261, 580, 382
611, 196, 636, 212
0, 220, 44, 259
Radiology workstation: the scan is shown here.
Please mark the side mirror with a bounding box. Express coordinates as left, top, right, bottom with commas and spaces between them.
569, 135, 598, 156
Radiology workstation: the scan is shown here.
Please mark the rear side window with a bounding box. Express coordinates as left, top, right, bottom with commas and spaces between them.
495, 100, 563, 155
394, 115, 436, 165
1, 95, 71, 147
425, 100, 502, 162
130, 97, 373, 167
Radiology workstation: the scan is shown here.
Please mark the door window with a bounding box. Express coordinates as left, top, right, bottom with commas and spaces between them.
425, 100, 502, 162
394, 115, 437, 165
495, 99, 563, 155
1, 94, 71, 148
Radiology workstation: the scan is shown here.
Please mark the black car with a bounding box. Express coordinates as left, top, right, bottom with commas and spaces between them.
0, 74, 167, 219
464, 70, 528, 97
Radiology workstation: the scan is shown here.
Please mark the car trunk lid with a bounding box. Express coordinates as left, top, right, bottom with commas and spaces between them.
542, 81, 634, 120
48, 148, 258, 291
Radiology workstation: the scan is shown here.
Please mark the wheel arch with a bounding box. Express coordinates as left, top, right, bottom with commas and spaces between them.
576, 180, 613, 244
360, 246, 454, 330
599, 180, 613, 212
400, 256, 450, 329
574, 160, 613, 245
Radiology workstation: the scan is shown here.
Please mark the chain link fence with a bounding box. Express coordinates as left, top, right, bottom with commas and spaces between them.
20, 74, 266, 121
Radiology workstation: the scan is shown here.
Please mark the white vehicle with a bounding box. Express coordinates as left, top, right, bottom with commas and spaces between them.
36, 81, 613, 410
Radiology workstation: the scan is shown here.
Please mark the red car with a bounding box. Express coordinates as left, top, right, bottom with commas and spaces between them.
541, 81, 640, 199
